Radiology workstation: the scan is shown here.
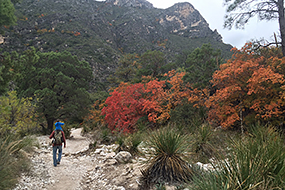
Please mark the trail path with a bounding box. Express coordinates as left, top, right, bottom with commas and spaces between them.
47, 128, 95, 190
14, 128, 145, 190
14, 128, 98, 190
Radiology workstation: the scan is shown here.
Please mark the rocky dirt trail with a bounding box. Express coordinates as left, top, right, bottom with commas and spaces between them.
13, 128, 148, 190
46, 128, 96, 190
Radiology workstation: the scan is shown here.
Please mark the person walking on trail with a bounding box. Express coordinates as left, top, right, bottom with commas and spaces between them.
49, 119, 66, 167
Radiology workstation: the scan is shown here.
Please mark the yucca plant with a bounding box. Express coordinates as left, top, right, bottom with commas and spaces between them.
154, 182, 166, 190
190, 125, 285, 190
192, 123, 215, 163
139, 127, 193, 189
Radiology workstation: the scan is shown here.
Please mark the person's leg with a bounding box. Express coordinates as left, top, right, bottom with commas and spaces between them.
52, 146, 57, 166
58, 146, 62, 164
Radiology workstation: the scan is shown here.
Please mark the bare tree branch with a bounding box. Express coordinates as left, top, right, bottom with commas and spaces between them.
224, 0, 285, 56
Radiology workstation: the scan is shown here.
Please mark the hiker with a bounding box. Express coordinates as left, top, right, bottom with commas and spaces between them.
49, 119, 66, 167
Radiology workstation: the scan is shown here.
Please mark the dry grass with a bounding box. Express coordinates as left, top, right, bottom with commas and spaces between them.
0, 135, 35, 190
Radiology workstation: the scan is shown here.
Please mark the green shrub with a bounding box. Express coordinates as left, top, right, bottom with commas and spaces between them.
115, 134, 126, 151
169, 102, 207, 132
0, 91, 40, 137
123, 132, 144, 154
139, 126, 193, 189
100, 127, 113, 144
190, 125, 285, 190
114, 130, 145, 155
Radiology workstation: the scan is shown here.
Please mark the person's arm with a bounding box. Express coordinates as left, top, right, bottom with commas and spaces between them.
49, 131, 55, 139
62, 131, 66, 148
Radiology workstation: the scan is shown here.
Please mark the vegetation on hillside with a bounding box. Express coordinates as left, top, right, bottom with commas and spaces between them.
91, 43, 285, 134
0, 0, 17, 31
0, 0, 233, 91
87, 44, 285, 188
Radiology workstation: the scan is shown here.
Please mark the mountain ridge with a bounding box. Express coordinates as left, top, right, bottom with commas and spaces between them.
0, 0, 233, 90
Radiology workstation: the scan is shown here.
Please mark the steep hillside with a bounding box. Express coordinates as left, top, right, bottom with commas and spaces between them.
0, 0, 233, 90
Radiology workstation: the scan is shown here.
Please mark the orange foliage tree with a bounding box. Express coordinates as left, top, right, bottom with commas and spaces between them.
101, 82, 158, 133
85, 100, 105, 124
207, 43, 285, 130
101, 70, 189, 133
157, 70, 190, 121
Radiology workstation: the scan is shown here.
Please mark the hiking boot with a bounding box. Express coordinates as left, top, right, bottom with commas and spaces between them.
57, 161, 60, 164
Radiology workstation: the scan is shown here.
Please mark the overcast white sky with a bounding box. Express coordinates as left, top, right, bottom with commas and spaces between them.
148, 0, 279, 48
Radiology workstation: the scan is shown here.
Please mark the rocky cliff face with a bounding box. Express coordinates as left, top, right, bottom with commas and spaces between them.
106, 0, 222, 42
0, 0, 232, 90
106, 0, 154, 9
162, 3, 222, 41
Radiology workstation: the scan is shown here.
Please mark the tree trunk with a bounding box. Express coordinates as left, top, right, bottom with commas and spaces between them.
47, 117, 55, 134
278, 0, 285, 56
239, 95, 244, 134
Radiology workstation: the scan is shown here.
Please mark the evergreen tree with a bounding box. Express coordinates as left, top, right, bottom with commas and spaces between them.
137, 50, 166, 78
0, 0, 19, 30
0, 51, 18, 95
183, 44, 222, 90
17, 47, 93, 133
107, 53, 139, 86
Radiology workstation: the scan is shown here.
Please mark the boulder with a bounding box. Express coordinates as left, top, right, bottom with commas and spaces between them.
114, 151, 132, 163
